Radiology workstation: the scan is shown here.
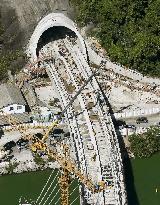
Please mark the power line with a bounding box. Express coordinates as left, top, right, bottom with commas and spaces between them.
39, 171, 60, 205
69, 179, 75, 188
70, 194, 80, 205
42, 180, 60, 205
70, 184, 79, 196
54, 197, 60, 205
47, 189, 60, 205
36, 169, 56, 203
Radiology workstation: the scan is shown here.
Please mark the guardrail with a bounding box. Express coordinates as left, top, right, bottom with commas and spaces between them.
2, 122, 53, 131
113, 107, 160, 119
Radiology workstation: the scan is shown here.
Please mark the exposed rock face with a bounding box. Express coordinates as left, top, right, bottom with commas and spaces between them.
0, 0, 74, 49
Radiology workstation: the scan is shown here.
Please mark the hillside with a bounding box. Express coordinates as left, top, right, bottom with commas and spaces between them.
70, 0, 160, 78
0, 0, 73, 81
0, 0, 73, 49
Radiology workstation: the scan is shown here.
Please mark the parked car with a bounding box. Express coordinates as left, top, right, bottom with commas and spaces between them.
124, 124, 136, 129
50, 129, 64, 138
16, 138, 29, 146
136, 117, 148, 124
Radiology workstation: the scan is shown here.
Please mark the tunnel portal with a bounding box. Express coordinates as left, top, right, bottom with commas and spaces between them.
36, 26, 77, 57
27, 13, 87, 60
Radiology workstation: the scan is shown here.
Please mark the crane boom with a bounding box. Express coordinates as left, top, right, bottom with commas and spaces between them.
42, 70, 98, 142
31, 138, 105, 193
9, 69, 106, 205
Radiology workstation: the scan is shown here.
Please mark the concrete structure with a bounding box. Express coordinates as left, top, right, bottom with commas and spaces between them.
27, 13, 87, 60
0, 84, 26, 115
26, 13, 127, 205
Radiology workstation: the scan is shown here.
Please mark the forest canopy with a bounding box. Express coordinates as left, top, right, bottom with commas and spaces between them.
70, 0, 160, 77
129, 126, 160, 158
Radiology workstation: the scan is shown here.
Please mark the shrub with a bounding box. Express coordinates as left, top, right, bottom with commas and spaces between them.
70, 0, 160, 78
129, 126, 160, 158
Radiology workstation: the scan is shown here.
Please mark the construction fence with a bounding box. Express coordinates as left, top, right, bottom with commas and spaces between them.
113, 107, 160, 119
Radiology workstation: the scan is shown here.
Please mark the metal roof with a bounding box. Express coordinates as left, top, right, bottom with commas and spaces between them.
0, 113, 30, 126
0, 83, 26, 109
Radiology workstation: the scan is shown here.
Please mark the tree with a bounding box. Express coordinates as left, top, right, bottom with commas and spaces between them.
70, 0, 160, 78
129, 126, 160, 158
0, 50, 27, 81
0, 11, 27, 82
6, 161, 19, 174
33, 153, 46, 167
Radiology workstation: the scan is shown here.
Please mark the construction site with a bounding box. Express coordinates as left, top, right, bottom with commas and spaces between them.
0, 13, 128, 205
0, 12, 160, 205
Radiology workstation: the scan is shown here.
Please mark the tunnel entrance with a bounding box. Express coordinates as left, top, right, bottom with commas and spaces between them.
36, 26, 77, 57
28, 13, 87, 59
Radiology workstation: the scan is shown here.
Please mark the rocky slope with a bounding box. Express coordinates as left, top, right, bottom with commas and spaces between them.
0, 0, 73, 50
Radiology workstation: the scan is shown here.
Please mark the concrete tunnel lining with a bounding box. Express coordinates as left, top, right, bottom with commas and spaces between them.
27, 13, 87, 60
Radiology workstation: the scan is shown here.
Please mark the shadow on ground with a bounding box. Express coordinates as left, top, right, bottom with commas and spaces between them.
123, 156, 139, 205
95, 77, 140, 205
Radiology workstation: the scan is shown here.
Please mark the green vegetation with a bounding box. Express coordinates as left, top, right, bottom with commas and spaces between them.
70, 0, 160, 77
129, 126, 160, 158
33, 153, 46, 167
0, 50, 27, 81
129, 153, 160, 205
5, 161, 19, 174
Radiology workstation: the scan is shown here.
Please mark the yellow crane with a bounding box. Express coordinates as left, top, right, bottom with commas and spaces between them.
8, 114, 21, 126
7, 70, 106, 204
27, 70, 106, 205
8, 114, 29, 136
28, 134, 106, 205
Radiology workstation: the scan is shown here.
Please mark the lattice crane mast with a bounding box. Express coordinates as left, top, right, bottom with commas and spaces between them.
7, 70, 106, 205
28, 135, 106, 205
28, 70, 106, 205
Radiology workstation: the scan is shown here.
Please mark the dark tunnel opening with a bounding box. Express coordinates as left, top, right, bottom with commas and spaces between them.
36, 26, 77, 57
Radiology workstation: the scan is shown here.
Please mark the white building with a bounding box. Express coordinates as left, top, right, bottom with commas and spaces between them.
0, 83, 26, 115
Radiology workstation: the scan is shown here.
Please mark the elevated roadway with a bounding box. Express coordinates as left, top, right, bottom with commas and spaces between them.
40, 39, 127, 204
27, 13, 127, 205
